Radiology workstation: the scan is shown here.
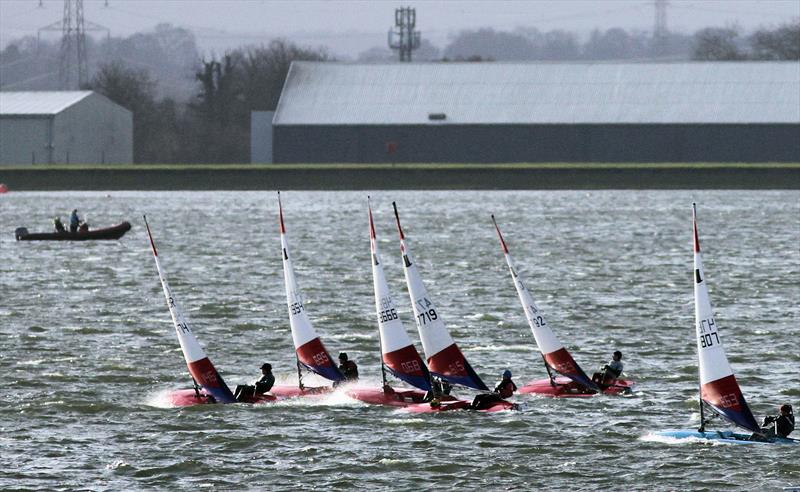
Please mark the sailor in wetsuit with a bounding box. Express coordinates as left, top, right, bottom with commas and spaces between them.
234, 363, 275, 401
334, 352, 358, 386
761, 404, 795, 438
471, 370, 517, 410
254, 363, 275, 395
592, 350, 623, 389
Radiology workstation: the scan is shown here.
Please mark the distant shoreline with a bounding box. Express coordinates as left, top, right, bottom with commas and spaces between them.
2, 163, 799, 190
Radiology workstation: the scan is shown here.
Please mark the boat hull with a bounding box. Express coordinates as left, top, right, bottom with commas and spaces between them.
655, 429, 798, 445
404, 398, 517, 413
346, 386, 444, 407
518, 376, 635, 397
269, 384, 333, 398
168, 388, 276, 407
15, 222, 132, 241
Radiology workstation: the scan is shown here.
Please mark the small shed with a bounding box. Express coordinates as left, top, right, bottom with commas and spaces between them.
0, 91, 133, 165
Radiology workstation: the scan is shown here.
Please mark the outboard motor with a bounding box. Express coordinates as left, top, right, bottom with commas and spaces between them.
14, 227, 28, 241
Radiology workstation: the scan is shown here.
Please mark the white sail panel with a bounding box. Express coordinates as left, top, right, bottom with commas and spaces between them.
280, 200, 320, 350
399, 237, 455, 358
152, 254, 207, 364
371, 212, 415, 355
504, 252, 563, 355
694, 250, 734, 384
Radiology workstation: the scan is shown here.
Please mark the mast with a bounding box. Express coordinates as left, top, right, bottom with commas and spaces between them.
693, 203, 706, 432
369, 196, 389, 389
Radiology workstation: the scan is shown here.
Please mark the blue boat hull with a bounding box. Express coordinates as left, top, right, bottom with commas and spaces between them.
656, 429, 797, 445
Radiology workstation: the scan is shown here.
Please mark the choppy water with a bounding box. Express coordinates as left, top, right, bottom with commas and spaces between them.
1, 190, 798, 491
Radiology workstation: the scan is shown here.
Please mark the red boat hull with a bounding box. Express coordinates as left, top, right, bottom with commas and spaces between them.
269, 384, 333, 398
404, 398, 517, 413
518, 376, 635, 398
168, 388, 277, 406
346, 386, 440, 407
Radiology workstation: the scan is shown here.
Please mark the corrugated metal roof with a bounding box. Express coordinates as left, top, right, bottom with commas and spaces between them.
273, 62, 800, 125
0, 91, 94, 116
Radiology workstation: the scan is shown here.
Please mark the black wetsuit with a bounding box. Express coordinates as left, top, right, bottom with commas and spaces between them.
495, 379, 517, 399
764, 414, 795, 438
472, 378, 516, 409
255, 373, 275, 394
339, 360, 359, 381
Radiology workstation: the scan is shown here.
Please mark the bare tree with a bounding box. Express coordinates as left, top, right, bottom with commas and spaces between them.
692, 27, 745, 60
750, 21, 800, 60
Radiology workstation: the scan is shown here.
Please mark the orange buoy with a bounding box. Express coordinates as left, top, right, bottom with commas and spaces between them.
0, 183, 8, 193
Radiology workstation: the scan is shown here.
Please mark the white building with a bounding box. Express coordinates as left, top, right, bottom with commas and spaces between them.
0, 91, 133, 165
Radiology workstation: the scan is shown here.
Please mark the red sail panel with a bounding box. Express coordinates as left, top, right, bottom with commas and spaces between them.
383, 344, 432, 392
186, 357, 236, 403
428, 343, 488, 391
296, 337, 344, 382
543, 348, 599, 391
701, 374, 760, 432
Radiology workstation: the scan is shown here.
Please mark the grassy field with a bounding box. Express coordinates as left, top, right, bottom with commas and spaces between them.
1, 162, 799, 190
2, 162, 799, 171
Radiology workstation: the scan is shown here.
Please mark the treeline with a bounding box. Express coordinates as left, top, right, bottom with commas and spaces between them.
693, 22, 800, 60
0, 23, 199, 101
357, 21, 799, 62
87, 40, 329, 163
359, 27, 691, 61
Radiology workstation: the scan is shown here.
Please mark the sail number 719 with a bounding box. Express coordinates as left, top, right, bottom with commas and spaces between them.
415, 297, 438, 325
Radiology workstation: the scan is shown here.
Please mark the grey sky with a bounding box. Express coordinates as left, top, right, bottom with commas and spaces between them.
2, 0, 798, 57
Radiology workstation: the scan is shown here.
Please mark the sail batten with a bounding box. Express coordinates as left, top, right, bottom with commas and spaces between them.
393, 203, 488, 391
492, 216, 598, 392
369, 200, 432, 391
144, 216, 236, 404
279, 194, 344, 383
692, 204, 760, 433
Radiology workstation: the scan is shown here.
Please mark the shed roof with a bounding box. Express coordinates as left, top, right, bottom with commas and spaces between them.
273, 62, 800, 125
0, 91, 93, 116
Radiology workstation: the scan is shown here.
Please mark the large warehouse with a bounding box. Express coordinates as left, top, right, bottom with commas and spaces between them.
0, 91, 132, 165
268, 61, 800, 163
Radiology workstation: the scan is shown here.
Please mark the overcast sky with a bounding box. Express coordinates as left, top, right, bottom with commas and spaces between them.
2, 0, 798, 57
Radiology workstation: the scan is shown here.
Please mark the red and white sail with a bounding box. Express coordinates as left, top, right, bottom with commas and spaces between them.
369, 199, 432, 392
279, 194, 344, 382
491, 216, 598, 392
392, 203, 488, 391
693, 203, 759, 432
144, 216, 236, 404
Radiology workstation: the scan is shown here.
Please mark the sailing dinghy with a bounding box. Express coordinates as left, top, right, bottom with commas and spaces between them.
270, 193, 344, 398
491, 216, 634, 397
346, 198, 443, 407
144, 216, 275, 406
391, 203, 515, 413
655, 204, 796, 445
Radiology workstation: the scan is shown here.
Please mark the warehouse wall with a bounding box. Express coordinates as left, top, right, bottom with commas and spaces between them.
0, 117, 50, 165
273, 124, 800, 163
52, 93, 133, 164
